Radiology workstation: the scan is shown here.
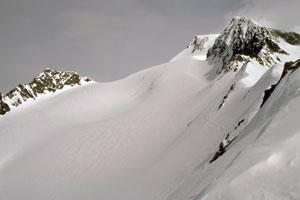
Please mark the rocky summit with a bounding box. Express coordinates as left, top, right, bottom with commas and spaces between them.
0, 68, 92, 115
207, 16, 300, 73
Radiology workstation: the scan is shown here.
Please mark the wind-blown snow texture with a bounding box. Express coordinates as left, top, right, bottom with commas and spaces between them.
1, 17, 300, 200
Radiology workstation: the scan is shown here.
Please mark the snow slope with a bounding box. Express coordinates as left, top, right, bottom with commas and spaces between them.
0, 58, 221, 200
0, 17, 300, 200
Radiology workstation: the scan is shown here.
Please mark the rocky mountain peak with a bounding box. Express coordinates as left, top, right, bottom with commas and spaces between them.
0, 68, 93, 116
207, 16, 290, 73
228, 16, 259, 30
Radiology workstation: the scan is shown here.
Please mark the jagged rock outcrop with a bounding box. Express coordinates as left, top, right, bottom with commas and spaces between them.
282, 59, 300, 77
0, 93, 10, 115
189, 36, 209, 53
0, 68, 92, 115
207, 17, 299, 74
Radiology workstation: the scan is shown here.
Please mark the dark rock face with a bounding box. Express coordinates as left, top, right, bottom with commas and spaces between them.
209, 133, 238, 163
282, 59, 300, 78
0, 68, 92, 115
207, 17, 291, 73
260, 84, 277, 108
0, 93, 10, 115
273, 30, 300, 45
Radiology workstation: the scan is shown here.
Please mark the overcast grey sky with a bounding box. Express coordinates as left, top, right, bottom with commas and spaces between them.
0, 0, 299, 92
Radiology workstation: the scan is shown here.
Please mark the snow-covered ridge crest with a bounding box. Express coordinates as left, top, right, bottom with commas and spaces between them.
207, 16, 300, 74
0, 68, 93, 115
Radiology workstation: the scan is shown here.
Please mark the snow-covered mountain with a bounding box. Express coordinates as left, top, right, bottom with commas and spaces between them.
0, 68, 92, 115
0, 17, 300, 200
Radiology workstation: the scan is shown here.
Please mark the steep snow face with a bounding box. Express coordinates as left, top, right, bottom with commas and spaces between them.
1, 17, 300, 200
0, 68, 93, 115
192, 59, 300, 200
